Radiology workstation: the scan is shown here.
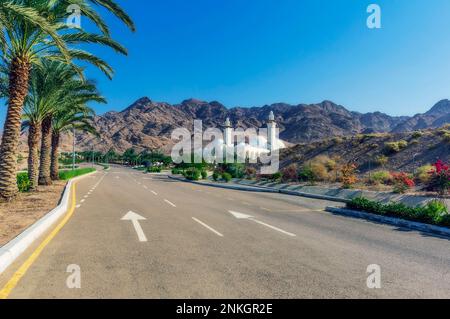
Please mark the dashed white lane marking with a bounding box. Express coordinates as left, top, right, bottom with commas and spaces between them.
192, 218, 224, 237
228, 211, 296, 237
76, 205, 81, 209
260, 207, 271, 212
84, 195, 89, 198
80, 199, 85, 203
164, 199, 176, 208
151, 191, 158, 196
143, 185, 148, 189
252, 219, 297, 237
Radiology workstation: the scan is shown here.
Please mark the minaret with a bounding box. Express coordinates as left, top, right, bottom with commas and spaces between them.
224, 117, 233, 147
267, 111, 277, 151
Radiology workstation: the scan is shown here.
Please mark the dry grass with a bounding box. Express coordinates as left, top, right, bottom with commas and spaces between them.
0, 181, 66, 247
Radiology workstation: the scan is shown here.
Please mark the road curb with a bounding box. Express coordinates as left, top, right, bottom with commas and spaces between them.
279, 189, 350, 203
325, 206, 450, 238
169, 175, 349, 202
168, 175, 277, 193
0, 171, 98, 274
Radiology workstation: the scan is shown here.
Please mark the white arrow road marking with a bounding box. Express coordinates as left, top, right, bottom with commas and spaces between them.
229, 211, 253, 219
121, 211, 148, 242
164, 199, 176, 207
192, 218, 224, 237
228, 211, 296, 237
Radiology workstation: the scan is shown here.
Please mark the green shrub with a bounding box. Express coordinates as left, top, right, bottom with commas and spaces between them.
147, 166, 162, 173
371, 171, 392, 185
416, 165, 434, 184
443, 133, 450, 143
59, 168, 96, 181
213, 171, 220, 181
384, 140, 408, 154
298, 166, 316, 183
422, 200, 449, 224
347, 197, 450, 227
201, 171, 208, 180
172, 168, 181, 175
272, 172, 282, 182
411, 131, 423, 139
17, 173, 31, 192
222, 172, 232, 183
185, 168, 201, 181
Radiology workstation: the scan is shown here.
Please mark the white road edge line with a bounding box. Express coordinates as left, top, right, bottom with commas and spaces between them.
164, 199, 176, 207
192, 218, 224, 237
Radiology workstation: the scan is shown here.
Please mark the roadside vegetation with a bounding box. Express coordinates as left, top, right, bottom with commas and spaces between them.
58, 168, 96, 181
347, 197, 450, 228
0, 0, 135, 202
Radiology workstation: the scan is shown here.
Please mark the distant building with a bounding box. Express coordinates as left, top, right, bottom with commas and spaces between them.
206, 112, 286, 162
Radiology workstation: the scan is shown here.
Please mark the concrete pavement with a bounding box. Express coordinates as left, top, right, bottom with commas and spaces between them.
1, 165, 450, 298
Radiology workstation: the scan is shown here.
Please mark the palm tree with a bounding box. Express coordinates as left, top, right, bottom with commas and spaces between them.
22, 61, 89, 188
0, 0, 133, 200
0, 1, 70, 200
49, 80, 104, 181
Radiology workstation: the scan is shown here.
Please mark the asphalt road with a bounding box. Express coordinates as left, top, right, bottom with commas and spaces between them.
2, 165, 450, 298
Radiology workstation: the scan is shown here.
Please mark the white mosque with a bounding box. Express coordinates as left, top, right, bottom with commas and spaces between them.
204, 111, 286, 162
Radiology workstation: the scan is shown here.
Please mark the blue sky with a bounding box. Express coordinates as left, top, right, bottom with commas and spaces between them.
3, 0, 450, 124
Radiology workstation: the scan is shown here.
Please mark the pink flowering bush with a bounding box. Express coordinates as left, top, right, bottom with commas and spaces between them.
427, 160, 450, 195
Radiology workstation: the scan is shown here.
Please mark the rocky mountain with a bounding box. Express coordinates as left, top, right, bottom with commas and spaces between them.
73, 98, 449, 153
392, 99, 450, 132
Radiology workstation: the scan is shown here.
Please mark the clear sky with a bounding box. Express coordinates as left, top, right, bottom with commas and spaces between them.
3, 0, 450, 124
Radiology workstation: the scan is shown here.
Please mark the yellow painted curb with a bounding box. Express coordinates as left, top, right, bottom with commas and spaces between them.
0, 182, 78, 299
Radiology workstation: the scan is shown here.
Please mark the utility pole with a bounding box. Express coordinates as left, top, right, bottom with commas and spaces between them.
72, 126, 76, 171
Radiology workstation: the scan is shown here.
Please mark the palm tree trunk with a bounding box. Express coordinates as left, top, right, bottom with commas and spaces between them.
0, 57, 31, 201
27, 122, 41, 190
38, 116, 53, 186
50, 132, 60, 181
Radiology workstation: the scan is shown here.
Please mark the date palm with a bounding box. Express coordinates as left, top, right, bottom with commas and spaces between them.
22, 61, 86, 188
51, 102, 101, 181
48, 71, 105, 181
0, 0, 133, 200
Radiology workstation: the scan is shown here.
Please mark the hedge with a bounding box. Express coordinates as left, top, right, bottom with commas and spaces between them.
347, 197, 450, 227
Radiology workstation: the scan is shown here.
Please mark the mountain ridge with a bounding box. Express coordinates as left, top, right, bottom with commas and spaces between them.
74, 98, 450, 153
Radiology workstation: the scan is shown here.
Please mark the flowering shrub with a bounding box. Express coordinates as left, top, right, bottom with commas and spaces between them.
341, 163, 358, 189
391, 172, 415, 194
427, 160, 450, 195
